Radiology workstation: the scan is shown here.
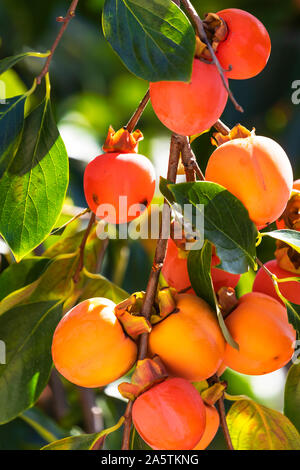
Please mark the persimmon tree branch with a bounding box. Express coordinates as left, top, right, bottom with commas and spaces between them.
36, 0, 79, 84
178, 135, 205, 181
138, 134, 182, 361
180, 0, 243, 112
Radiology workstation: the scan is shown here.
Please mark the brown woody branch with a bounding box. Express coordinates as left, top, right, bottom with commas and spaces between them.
36, 0, 79, 84
178, 135, 205, 181
125, 90, 150, 133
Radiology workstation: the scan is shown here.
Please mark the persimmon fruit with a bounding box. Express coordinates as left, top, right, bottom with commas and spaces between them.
216, 8, 271, 80
276, 179, 300, 230
253, 259, 300, 305
52, 298, 137, 388
205, 135, 293, 227
132, 377, 206, 450
149, 293, 225, 381
162, 238, 240, 294
149, 58, 228, 136
223, 292, 296, 375
84, 152, 155, 224
194, 405, 220, 450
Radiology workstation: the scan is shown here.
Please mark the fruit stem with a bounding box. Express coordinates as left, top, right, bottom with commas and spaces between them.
121, 401, 133, 450
36, 0, 80, 84
125, 90, 150, 134
73, 212, 96, 283
208, 374, 234, 450
213, 119, 231, 135
180, 0, 243, 113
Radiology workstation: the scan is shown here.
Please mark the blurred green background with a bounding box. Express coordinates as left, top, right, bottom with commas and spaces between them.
0, 0, 299, 449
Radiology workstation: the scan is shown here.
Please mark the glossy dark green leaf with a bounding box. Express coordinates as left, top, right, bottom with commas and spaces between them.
187, 241, 238, 349
227, 399, 300, 450
102, 0, 195, 82
0, 301, 62, 424
42, 417, 124, 450
21, 407, 67, 444
79, 273, 128, 304
0, 96, 69, 261
284, 362, 300, 433
263, 229, 300, 253
161, 180, 257, 274
0, 95, 26, 178
286, 302, 300, 336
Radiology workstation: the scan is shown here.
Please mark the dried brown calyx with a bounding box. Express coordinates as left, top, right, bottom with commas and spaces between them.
194, 12, 228, 62
217, 287, 238, 318
212, 123, 253, 147
103, 125, 143, 154
118, 357, 168, 401
277, 192, 300, 231
275, 240, 300, 274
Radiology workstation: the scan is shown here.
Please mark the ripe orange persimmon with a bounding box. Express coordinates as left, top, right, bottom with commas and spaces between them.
216, 8, 271, 80
84, 152, 155, 224
132, 378, 206, 450
52, 298, 137, 388
223, 292, 296, 375
194, 405, 219, 450
162, 238, 240, 294
253, 259, 300, 305
205, 135, 293, 227
149, 293, 225, 381
149, 58, 228, 136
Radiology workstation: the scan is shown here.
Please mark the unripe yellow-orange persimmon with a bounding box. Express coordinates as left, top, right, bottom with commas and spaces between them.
149, 294, 225, 381
52, 298, 137, 387
224, 292, 296, 375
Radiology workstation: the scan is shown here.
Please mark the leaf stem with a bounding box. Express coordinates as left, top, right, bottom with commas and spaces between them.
36, 0, 80, 84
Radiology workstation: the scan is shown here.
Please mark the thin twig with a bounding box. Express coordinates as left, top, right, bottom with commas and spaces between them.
208, 374, 234, 450
125, 90, 150, 133
180, 0, 243, 113
36, 0, 79, 84
213, 119, 231, 135
138, 134, 181, 361
121, 401, 133, 450
51, 207, 90, 236
217, 394, 234, 450
73, 212, 96, 283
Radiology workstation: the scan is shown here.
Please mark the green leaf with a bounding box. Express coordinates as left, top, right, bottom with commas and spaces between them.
263, 229, 300, 253
284, 362, 300, 433
102, 0, 195, 82
0, 52, 50, 76
79, 270, 129, 304
0, 301, 62, 424
161, 180, 257, 274
0, 95, 26, 178
0, 96, 69, 261
42, 417, 125, 450
227, 399, 300, 450
285, 301, 300, 336
187, 241, 238, 349
0, 257, 50, 301
21, 407, 66, 444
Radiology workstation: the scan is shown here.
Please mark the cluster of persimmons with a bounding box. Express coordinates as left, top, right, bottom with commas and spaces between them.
51, 9, 299, 450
